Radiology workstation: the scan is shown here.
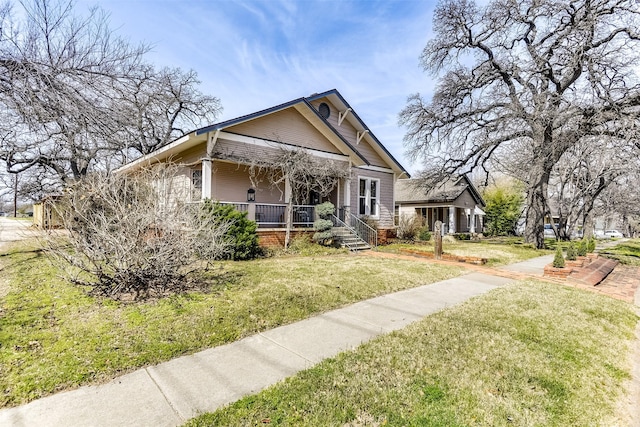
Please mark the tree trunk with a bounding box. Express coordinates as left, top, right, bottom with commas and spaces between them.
523, 166, 551, 249
284, 198, 293, 250
582, 198, 595, 239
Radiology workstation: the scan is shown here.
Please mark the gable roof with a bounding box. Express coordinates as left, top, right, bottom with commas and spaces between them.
306, 89, 408, 176
396, 175, 485, 207
117, 89, 408, 176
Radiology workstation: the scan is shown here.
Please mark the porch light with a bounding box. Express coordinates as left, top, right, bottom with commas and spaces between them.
247, 188, 256, 202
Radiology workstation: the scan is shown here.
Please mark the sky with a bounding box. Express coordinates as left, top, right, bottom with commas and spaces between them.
80, 0, 439, 174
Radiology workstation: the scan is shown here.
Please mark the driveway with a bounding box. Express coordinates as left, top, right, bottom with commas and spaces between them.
0, 217, 38, 250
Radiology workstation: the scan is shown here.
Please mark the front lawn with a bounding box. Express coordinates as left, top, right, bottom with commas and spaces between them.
379, 238, 550, 266
0, 240, 464, 408
186, 281, 638, 427
599, 239, 640, 266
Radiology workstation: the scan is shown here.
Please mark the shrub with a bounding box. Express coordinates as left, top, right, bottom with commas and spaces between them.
553, 246, 566, 268
455, 233, 471, 240
360, 215, 379, 229
483, 180, 525, 236
397, 214, 422, 240
566, 242, 577, 260
49, 167, 232, 300
577, 240, 587, 257
315, 202, 335, 219
200, 200, 261, 261
313, 202, 335, 246
418, 226, 431, 241
313, 219, 334, 245
588, 237, 596, 253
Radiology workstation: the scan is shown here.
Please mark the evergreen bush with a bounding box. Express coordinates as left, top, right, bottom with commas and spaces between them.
313, 202, 335, 246
418, 226, 431, 241
588, 237, 596, 253
315, 202, 335, 219
577, 240, 587, 257
566, 242, 577, 260
201, 200, 261, 260
553, 246, 565, 268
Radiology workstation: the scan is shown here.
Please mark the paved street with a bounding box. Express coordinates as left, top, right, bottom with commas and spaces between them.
0, 217, 37, 249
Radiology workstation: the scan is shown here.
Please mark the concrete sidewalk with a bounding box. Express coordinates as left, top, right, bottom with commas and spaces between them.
498, 254, 554, 275
0, 271, 515, 427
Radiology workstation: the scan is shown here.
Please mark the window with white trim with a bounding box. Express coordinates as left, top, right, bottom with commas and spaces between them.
358, 178, 379, 217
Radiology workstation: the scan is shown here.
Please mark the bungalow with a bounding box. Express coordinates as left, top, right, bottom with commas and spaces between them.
117, 89, 409, 247
395, 176, 485, 235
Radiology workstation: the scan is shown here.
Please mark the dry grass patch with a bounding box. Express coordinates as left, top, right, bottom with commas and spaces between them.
186, 281, 638, 427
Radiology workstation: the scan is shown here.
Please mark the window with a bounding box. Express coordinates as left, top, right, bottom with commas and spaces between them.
358, 178, 379, 217
191, 169, 202, 201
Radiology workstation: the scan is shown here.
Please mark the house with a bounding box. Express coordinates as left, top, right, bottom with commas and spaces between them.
395, 176, 485, 234
33, 195, 63, 229
117, 89, 409, 247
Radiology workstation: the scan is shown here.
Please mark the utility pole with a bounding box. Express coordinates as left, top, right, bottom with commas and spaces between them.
13, 173, 18, 217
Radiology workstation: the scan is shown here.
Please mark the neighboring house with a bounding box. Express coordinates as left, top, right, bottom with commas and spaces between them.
33, 195, 63, 228
395, 176, 485, 234
117, 89, 409, 246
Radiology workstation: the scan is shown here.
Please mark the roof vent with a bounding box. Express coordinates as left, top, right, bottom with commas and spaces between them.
318, 102, 330, 119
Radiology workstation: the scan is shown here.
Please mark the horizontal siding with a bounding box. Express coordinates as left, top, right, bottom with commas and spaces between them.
309, 99, 388, 168
350, 168, 395, 228
212, 161, 284, 204
226, 108, 341, 154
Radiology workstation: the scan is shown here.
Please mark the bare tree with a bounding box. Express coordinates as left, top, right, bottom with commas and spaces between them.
0, 0, 146, 181
247, 148, 350, 248
546, 139, 634, 239
0, 0, 221, 189
400, 0, 640, 248
112, 65, 222, 162
46, 165, 231, 300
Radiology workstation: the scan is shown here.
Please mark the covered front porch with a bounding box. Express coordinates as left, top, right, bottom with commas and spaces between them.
413, 206, 484, 234
195, 160, 356, 230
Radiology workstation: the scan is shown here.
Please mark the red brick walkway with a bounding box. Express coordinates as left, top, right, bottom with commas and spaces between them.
361, 251, 639, 304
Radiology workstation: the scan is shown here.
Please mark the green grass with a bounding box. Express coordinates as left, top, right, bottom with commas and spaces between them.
0, 240, 464, 408
599, 239, 640, 266
379, 238, 550, 266
186, 281, 638, 427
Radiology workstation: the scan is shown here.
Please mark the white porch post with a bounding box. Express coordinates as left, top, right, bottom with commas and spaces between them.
470, 205, 477, 233
201, 158, 212, 200
343, 176, 351, 218
448, 207, 456, 234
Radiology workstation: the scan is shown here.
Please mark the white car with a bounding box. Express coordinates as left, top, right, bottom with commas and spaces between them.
603, 229, 624, 238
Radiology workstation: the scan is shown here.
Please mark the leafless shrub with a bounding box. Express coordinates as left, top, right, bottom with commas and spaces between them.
396, 214, 423, 240
46, 165, 231, 300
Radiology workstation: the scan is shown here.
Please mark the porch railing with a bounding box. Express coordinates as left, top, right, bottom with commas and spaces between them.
255, 204, 286, 227
220, 202, 248, 213
291, 205, 315, 228
187, 201, 315, 228
334, 210, 377, 247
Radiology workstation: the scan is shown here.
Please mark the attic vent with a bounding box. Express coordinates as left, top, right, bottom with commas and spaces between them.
318, 102, 330, 119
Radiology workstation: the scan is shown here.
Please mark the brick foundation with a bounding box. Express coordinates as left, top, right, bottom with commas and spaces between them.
377, 228, 396, 245
257, 229, 313, 248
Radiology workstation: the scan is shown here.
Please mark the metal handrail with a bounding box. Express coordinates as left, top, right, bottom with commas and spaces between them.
334, 211, 377, 247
